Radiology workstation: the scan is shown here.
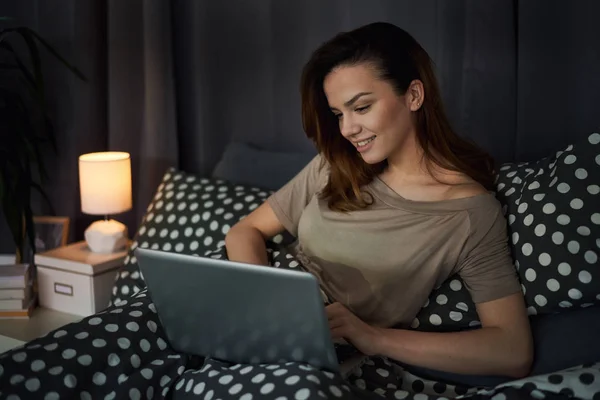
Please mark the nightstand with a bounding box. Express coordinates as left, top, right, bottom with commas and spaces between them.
0, 242, 127, 353
34, 241, 128, 316
0, 307, 82, 352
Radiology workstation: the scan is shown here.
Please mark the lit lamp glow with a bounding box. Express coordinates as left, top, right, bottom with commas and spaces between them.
78, 151, 132, 253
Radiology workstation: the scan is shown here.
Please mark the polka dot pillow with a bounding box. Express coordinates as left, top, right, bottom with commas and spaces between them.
410, 276, 481, 332
411, 132, 600, 330
495, 132, 599, 315
110, 168, 289, 306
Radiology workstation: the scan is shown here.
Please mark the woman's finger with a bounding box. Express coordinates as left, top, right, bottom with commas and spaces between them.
325, 303, 346, 319
328, 318, 345, 330
330, 326, 348, 339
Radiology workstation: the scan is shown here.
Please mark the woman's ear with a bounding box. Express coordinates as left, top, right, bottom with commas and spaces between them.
408, 79, 425, 111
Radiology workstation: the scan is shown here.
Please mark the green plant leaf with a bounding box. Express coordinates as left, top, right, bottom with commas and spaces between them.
0, 88, 39, 258
21, 27, 87, 81
0, 22, 84, 258
1, 165, 25, 260
0, 62, 19, 70
31, 182, 56, 215
0, 84, 51, 183
0, 27, 87, 82
10, 28, 44, 104
0, 39, 59, 155
22, 154, 36, 258
0, 42, 37, 91
0, 169, 4, 207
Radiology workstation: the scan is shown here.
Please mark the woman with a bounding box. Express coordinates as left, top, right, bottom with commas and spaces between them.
225, 22, 533, 379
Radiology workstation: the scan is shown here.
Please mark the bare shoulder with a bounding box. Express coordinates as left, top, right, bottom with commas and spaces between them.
436, 171, 489, 200
447, 181, 488, 199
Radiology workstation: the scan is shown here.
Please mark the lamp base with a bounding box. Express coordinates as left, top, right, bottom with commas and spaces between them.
84, 219, 128, 253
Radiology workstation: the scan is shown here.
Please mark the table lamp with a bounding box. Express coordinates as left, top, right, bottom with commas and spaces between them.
78, 151, 132, 253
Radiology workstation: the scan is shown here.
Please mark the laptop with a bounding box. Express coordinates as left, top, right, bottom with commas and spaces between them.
135, 248, 365, 376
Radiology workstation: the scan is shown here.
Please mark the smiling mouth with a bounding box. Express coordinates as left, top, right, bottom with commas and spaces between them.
355, 136, 376, 147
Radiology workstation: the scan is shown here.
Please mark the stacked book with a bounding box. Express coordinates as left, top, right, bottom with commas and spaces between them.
0, 264, 36, 318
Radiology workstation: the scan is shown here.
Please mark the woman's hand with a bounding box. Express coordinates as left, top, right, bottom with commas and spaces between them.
325, 302, 382, 356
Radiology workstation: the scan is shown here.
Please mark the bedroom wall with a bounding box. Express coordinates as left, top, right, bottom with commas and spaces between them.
0, 0, 598, 254
516, 1, 600, 160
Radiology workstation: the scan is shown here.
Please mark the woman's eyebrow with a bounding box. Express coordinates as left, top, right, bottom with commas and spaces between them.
344, 92, 373, 107
330, 92, 373, 111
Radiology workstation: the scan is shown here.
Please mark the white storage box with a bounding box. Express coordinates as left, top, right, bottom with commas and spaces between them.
34, 241, 128, 316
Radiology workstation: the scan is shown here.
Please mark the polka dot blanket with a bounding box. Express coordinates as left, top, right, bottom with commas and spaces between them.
1, 243, 598, 399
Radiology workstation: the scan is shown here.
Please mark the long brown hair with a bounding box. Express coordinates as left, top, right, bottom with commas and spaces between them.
300, 22, 495, 212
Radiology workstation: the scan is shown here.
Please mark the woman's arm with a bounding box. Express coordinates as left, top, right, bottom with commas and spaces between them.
225, 202, 286, 265
225, 154, 325, 265
374, 293, 533, 377
327, 292, 534, 378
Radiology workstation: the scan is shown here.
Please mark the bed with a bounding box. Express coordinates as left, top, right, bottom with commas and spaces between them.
0, 135, 599, 399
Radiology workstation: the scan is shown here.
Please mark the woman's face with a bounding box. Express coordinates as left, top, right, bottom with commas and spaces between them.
323, 63, 420, 165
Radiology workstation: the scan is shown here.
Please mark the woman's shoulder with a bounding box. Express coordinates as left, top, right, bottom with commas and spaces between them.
307, 153, 332, 186
462, 192, 508, 242
302, 152, 326, 172
433, 168, 489, 201
445, 181, 488, 200
435, 172, 506, 230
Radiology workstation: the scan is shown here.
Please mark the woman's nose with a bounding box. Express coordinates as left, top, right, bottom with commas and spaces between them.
339, 115, 361, 137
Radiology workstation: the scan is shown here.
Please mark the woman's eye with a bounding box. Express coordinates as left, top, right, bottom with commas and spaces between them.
355, 105, 371, 113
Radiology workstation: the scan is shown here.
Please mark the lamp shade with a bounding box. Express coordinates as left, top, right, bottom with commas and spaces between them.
79, 151, 132, 215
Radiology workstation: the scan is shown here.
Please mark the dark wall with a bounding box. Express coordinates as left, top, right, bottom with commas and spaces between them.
0, 0, 107, 254
516, 1, 600, 161
1, 0, 599, 255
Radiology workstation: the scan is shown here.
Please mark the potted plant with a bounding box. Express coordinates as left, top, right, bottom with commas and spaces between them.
0, 18, 86, 263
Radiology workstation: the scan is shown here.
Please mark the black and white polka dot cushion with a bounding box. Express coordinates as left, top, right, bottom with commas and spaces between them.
169, 358, 364, 400
346, 355, 600, 399
410, 276, 480, 332
410, 132, 600, 330
0, 290, 188, 399
346, 356, 478, 399
495, 132, 599, 315
110, 168, 289, 306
